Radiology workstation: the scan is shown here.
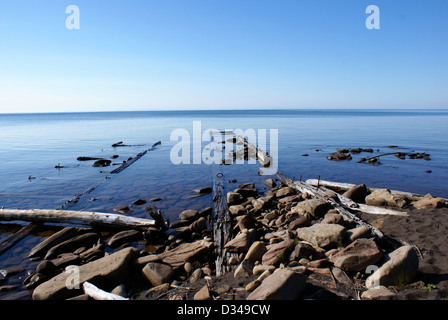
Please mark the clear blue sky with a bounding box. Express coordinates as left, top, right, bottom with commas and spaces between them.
0, 0, 447, 113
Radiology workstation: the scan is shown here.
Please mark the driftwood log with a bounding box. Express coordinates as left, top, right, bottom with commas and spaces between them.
83, 282, 128, 300
305, 179, 440, 201
0, 209, 155, 230
275, 172, 387, 238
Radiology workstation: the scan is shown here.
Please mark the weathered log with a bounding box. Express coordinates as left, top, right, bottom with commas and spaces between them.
212, 166, 233, 277
0, 209, 155, 230
83, 282, 128, 300
305, 179, 446, 202
276, 172, 386, 239
354, 204, 408, 216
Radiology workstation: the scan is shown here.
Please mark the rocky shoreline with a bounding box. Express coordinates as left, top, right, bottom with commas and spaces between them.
1, 178, 447, 301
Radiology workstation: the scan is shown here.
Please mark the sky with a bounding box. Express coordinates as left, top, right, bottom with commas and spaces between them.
0, 0, 447, 113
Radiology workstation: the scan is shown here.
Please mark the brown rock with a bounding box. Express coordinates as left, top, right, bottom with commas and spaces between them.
179, 209, 200, 221
262, 239, 295, 266
224, 229, 257, 253
298, 224, 345, 249
365, 189, 407, 208
342, 184, 368, 203
292, 199, 332, 218
32, 247, 138, 300
329, 238, 383, 272
288, 215, 310, 230
247, 269, 307, 300
142, 262, 174, 287
413, 193, 446, 209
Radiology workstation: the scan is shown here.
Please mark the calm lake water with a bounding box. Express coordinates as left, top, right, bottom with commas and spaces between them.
1, 109, 448, 220
0, 108, 447, 294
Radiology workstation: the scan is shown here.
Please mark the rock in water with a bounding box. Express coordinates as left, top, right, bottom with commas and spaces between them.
32, 247, 138, 300
92, 159, 112, 167
247, 269, 307, 300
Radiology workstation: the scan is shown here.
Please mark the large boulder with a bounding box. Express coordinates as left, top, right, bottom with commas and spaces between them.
298, 223, 345, 249
329, 238, 383, 272
32, 247, 138, 300
365, 245, 419, 289
365, 189, 406, 208
247, 269, 307, 300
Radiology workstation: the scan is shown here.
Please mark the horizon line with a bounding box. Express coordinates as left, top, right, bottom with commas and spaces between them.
1, 107, 448, 115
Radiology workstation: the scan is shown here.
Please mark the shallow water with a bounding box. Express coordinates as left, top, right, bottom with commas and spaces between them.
0, 109, 447, 290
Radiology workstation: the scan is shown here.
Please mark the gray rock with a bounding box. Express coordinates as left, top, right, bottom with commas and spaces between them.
32, 247, 138, 300
247, 269, 307, 300
365, 245, 419, 289
298, 223, 345, 249
142, 262, 174, 287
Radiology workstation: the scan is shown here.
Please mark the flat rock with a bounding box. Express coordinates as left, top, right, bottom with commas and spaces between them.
247, 269, 307, 300
329, 238, 383, 272
298, 224, 345, 249
361, 285, 395, 300
365, 245, 419, 289
158, 240, 213, 269
32, 247, 138, 300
